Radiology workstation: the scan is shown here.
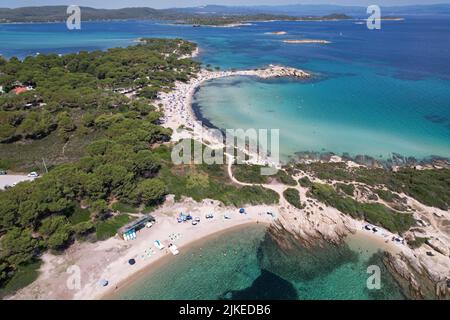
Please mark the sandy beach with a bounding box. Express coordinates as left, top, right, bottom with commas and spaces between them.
158, 64, 310, 167
10, 198, 278, 300
9, 190, 415, 300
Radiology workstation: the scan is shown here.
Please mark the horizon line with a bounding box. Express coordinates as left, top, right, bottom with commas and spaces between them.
1, 2, 450, 10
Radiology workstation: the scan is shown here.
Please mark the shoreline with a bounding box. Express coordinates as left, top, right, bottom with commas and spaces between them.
9, 200, 278, 300
158, 65, 449, 169
84, 203, 277, 300
106, 223, 402, 300
103, 222, 268, 299
158, 64, 311, 167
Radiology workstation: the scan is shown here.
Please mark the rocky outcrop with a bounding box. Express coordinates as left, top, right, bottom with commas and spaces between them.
426, 238, 450, 257
384, 251, 450, 299
252, 65, 311, 79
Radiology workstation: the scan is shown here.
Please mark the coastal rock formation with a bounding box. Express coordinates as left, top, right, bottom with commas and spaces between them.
426, 238, 450, 257
250, 65, 311, 79
384, 251, 450, 299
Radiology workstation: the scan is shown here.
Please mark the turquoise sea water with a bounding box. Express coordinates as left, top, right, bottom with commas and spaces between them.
2, 18, 448, 161
112, 224, 404, 300
193, 69, 450, 162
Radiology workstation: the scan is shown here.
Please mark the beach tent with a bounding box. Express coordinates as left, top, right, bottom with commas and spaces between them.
239, 208, 245, 214
128, 259, 136, 265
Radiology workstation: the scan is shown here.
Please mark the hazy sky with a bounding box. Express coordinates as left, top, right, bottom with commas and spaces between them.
0, 0, 447, 9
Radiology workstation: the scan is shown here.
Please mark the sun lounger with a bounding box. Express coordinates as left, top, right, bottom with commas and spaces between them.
169, 244, 179, 255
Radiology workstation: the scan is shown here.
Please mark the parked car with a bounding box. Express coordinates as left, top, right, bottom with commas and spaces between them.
28, 172, 39, 178
0, 169, 6, 175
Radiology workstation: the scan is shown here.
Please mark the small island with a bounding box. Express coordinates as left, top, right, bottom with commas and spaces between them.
265, 31, 287, 35
283, 39, 331, 44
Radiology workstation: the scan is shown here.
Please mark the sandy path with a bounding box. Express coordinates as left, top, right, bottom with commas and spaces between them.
0, 175, 36, 190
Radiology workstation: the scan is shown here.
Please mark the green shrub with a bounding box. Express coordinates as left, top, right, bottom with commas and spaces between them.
298, 176, 313, 188
336, 183, 355, 196
283, 188, 303, 209
111, 202, 139, 214
297, 163, 450, 210
276, 171, 297, 186
0, 260, 41, 299
308, 183, 415, 233
68, 206, 91, 224
95, 214, 131, 241
375, 189, 396, 202
408, 236, 429, 249
232, 165, 268, 184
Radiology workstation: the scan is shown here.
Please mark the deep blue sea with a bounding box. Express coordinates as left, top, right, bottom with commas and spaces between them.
1, 17, 449, 161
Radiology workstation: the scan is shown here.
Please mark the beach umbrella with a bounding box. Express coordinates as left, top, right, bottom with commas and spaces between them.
239, 208, 245, 214
99, 279, 109, 287
128, 258, 136, 265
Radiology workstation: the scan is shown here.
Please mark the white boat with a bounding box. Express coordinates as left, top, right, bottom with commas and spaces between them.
154, 240, 165, 250
169, 244, 179, 255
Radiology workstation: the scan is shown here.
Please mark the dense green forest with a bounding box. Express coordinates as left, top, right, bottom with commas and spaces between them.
0, 6, 298, 24
0, 39, 281, 294
0, 39, 197, 292
0, 6, 183, 23
0, 6, 350, 25
178, 13, 352, 26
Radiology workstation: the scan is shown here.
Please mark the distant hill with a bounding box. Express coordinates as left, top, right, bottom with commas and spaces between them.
0, 6, 187, 23
0, 4, 449, 23
0, 5, 350, 24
